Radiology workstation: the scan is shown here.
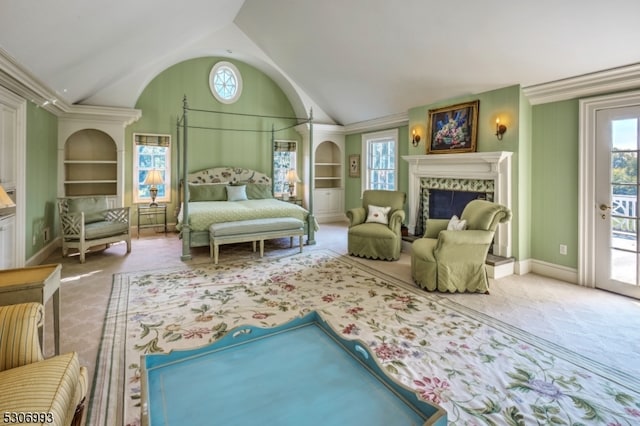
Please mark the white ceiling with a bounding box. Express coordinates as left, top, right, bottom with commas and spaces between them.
1, 0, 639, 125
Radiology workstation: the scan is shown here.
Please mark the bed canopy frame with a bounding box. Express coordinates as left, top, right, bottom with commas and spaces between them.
177, 95, 315, 260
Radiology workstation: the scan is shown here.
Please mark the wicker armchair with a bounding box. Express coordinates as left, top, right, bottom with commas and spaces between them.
0, 303, 87, 426
58, 196, 131, 263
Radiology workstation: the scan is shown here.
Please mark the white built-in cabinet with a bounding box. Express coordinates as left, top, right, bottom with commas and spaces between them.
58, 111, 141, 208
312, 128, 345, 223
0, 214, 15, 269
0, 87, 21, 269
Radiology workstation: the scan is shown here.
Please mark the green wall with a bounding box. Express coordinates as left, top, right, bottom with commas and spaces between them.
15, 58, 589, 270
398, 85, 527, 259
530, 99, 579, 268
517, 88, 533, 261
344, 127, 409, 214
127, 57, 302, 222
25, 102, 58, 260
392, 85, 580, 267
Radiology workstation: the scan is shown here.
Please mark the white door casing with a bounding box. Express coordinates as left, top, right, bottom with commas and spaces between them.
579, 90, 640, 296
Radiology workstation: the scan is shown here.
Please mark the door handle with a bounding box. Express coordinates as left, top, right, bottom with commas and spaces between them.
599, 204, 611, 211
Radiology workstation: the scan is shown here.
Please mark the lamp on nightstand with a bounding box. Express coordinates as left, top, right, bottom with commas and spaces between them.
143, 170, 164, 207
286, 169, 301, 198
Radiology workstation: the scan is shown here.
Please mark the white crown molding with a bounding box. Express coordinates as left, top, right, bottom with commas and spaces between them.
344, 111, 408, 134
523, 63, 640, 105
0, 47, 64, 114
61, 104, 141, 126
0, 46, 141, 124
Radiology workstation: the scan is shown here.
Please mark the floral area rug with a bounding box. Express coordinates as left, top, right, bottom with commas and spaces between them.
87, 249, 640, 426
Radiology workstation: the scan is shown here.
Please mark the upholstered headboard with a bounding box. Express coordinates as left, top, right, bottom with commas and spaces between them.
186, 167, 271, 185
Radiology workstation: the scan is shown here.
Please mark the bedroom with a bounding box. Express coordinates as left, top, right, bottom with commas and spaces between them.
1, 1, 640, 424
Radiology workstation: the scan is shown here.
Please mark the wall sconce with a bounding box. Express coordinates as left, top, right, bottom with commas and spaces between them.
411, 128, 421, 147
495, 118, 507, 141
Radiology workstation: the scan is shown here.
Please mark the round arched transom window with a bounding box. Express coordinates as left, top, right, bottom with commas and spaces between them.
209, 61, 242, 104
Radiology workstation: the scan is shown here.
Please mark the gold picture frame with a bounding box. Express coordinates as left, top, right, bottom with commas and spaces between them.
426, 100, 479, 154
349, 154, 360, 177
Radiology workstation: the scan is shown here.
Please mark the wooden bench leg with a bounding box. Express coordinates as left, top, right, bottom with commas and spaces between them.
299, 235, 303, 253
260, 240, 265, 257
214, 243, 220, 265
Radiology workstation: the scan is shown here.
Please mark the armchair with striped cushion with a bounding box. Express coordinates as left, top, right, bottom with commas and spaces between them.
0, 303, 88, 426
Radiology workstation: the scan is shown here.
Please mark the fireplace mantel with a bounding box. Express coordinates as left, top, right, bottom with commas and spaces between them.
402, 151, 513, 257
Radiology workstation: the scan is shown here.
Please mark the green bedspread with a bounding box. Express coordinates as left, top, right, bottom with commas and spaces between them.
177, 199, 314, 232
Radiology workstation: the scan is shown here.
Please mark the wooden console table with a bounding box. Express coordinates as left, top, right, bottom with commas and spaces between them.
0, 263, 62, 355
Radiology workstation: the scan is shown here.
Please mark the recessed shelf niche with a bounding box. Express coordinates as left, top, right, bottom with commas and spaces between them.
63, 129, 117, 197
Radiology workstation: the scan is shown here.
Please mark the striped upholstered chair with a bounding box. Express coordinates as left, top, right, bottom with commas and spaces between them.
0, 303, 88, 426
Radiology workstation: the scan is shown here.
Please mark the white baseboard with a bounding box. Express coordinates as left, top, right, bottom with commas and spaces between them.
519, 258, 578, 284
515, 258, 532, 275
315, 214, 348, 224
26, 237, 61, 266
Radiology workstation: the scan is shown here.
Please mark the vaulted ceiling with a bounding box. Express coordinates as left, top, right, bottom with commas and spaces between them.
1, 0, 639, 125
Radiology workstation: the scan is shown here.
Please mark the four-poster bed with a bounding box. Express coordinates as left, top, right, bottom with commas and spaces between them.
176, 96, 316, 260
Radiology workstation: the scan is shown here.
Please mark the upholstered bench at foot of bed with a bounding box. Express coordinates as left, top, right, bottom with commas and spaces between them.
209, 218, 305, 264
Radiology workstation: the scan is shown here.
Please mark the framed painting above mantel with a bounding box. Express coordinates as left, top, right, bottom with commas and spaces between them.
426, 100, 479, 154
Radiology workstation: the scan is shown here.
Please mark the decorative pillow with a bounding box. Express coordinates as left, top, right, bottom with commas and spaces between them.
365, 204, 392, 225
246, 183, 273, 200
67, 197, 108, 224
189, 183, 228, 201
226, 185, 248, 202
447, 215, 467, 231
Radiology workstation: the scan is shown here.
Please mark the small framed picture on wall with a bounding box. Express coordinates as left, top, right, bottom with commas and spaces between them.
349, 154, 360, 177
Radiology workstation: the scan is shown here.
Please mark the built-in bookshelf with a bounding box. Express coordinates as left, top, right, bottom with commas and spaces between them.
314, 141, 342, 189
63, 129, 117, 196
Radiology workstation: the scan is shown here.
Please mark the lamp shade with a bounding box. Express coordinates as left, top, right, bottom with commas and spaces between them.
0, 184, 15, 208
286, 169, 301, 184
143, 170, 164, 186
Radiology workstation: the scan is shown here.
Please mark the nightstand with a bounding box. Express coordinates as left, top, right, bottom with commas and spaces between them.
137, 204, 167, 238
278, 197, 303, 206
0, 263, 62, 355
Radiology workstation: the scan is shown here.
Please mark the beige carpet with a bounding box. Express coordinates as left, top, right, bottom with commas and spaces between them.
39, 222, 640, 424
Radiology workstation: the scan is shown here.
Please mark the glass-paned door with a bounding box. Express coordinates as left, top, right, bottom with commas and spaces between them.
595, 106, 640, 298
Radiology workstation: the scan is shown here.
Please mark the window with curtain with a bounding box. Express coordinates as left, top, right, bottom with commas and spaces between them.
362, 129, 398, 191
273, 140, 298, 196
133, 133, 171, 204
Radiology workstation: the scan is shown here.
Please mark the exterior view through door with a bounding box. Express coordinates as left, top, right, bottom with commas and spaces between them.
595, 105, 640, 299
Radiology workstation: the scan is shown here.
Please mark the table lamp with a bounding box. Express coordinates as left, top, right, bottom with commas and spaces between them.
143, 170, 164, 206
0, 184, 15, 208
286, 169, 301, 198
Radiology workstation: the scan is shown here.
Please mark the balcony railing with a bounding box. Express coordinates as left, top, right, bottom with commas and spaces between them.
612, 194, 637, 235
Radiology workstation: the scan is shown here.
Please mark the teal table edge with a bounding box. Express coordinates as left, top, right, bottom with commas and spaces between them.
141, 310, 447, 426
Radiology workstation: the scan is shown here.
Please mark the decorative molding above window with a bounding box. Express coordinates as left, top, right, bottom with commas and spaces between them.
523, 63, 640, 105
209, 61, 242, 104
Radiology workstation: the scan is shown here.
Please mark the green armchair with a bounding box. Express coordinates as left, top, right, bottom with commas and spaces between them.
346, 190, 406, 261
411, 200, 511, 293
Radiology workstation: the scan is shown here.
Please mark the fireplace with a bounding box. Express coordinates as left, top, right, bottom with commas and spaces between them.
402, 151, 513, 258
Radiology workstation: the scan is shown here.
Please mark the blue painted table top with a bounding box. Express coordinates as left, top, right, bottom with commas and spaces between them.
141, 311, 447, 426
